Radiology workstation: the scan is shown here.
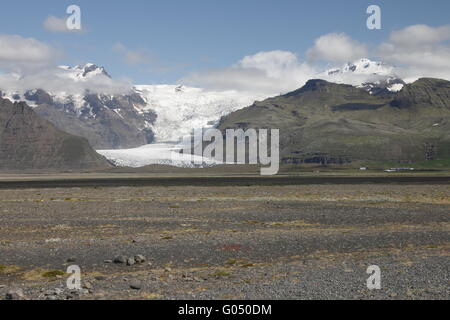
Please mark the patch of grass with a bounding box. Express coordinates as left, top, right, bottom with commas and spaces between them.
0, 240, 12, 246
240, 263, 254, 268
42, 270, 66, 278
225, 259, 237, 265
211, 271, 231, 277
0, 264, 21, 274
161, 236, 173, 240
142, 293, 163, 300
413, 159, 450, 169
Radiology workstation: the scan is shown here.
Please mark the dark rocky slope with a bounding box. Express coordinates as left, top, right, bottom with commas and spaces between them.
0, 98, 112, 170
29, 90, 156, 150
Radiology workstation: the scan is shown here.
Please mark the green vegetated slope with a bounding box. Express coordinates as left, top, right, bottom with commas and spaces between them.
218, 78, 450, 165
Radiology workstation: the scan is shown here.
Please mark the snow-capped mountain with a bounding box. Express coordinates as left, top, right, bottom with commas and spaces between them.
323, 58, 405, 95
58, 63, 111, 81
1, 64, 156, 149
326, 58, 394, 76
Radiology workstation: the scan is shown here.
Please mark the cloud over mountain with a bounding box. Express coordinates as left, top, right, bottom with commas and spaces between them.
182, 24, 450, 96
180, 50, 316, 96
306, 33, 368, 63
0, 35, 131, 95
377, 24, 450, 82
0, 34, 61, 73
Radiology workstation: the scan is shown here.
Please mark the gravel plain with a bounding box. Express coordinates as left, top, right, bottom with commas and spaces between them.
0, 182, 449, 300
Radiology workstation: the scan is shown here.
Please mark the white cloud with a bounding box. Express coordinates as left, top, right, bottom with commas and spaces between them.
0, 34, 61, 73
388, 24, 450, 47
306, 33, 368, 63
181, 50, 317, 96
377, 24, 450, 82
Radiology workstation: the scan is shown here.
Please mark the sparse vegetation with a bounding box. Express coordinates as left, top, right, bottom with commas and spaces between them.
41, 270, 66, 278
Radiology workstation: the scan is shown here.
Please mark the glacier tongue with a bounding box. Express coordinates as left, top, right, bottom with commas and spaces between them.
97, 143, 222, 168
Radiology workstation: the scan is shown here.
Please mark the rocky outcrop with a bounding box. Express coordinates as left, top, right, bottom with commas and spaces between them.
33, 92, 157, 149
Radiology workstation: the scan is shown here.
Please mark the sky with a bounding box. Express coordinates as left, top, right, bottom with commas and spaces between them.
0, 0, 450, 92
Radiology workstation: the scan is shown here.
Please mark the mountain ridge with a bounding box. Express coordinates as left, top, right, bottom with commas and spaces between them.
217, 77, 450, 165
1, 59, 408, 151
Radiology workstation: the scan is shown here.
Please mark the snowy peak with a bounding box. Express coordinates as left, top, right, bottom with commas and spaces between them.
324, 58, 405, 94
81, 63, 111, 78
59, 63, 111, 81
326, 59, 394, 77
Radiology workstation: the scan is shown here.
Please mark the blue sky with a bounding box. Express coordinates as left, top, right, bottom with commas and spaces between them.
1, 0, 450, 84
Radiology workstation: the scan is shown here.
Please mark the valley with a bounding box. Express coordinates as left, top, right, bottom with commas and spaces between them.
1, 0, 449, 304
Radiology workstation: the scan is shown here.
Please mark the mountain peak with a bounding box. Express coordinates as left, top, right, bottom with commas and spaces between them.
326, 58, 393, 76
81, 63, 111, 78
323, 58, 405, 95
59, 63, 111, 80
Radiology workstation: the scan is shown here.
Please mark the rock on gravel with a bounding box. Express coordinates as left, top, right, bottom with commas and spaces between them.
82, 282, 93, 290
5, 289, 27, 300
44, 288, 63, 296
126, 257, 136, 266
129, 281, 142, 290
113, 256, 127, 264
134, 255, 146, 263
